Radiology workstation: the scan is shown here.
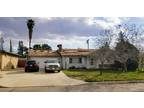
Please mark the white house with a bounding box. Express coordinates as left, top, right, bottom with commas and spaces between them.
28, 45, 102, 69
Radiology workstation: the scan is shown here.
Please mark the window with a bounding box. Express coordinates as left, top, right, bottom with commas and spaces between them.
79, 58, 82, 63
69, 58, 73, 63
90, 58, 94, 65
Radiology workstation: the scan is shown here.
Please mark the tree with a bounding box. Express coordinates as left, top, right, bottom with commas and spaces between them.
136, 46, 144, 71
27, 19, 35, 49
33, 44, 52, 50
92, 29, 115, 75
91, 43, 115, 75
95, 29, 114, 48
18, 41, 24, 56
33, 44, 41, 50
41, 44, 52, 50
10, 39, 12, 52
115, 31, 139, 72
23, 46, 28, 58
116, 24, 144, 44
18, 41, 28, 58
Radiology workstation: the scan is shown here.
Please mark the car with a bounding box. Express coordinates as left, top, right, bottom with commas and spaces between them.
25, 60, 39, 72
44, 60, 61, 73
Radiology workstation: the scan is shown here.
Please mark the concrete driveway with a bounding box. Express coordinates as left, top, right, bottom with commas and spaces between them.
0, 70, 86, 87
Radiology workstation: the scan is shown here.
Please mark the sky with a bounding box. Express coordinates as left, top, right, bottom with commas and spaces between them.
0, 17, 144, 52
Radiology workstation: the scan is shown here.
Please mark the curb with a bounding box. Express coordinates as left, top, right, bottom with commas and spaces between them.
92, 80, 144, 84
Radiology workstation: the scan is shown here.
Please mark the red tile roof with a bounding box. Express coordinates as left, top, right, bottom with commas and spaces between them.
29, 49, 95, 57
28, 50, 59, 57
59, 49, 95, 56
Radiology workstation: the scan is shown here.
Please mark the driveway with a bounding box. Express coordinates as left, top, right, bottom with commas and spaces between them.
0, 70, 86, 87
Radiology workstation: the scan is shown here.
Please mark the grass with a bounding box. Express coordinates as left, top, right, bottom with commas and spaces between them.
63, 69, 144, 82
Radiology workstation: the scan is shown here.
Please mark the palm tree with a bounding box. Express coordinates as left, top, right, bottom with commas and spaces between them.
27, 19, 35, 49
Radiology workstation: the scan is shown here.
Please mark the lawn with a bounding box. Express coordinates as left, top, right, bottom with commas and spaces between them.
63, 69, 144, 82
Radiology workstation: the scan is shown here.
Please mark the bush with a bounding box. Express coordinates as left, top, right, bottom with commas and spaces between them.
69, 66, 76, 69
127, 59, 138, 71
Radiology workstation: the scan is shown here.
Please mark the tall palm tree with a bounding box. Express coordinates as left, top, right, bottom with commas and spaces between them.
27, 19, 35, 49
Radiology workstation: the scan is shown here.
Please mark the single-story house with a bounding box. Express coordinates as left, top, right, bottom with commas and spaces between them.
29, 44, 103, 69
0, 50, 19, 70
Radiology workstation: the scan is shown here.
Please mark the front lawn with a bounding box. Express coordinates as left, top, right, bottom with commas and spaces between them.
63, 69, 144, 82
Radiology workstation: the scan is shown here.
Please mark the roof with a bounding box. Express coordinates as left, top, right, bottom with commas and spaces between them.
29, 50, 60, 57
0, 50, 19, 57
29, 49, 95, 57
59, 49, 95, 56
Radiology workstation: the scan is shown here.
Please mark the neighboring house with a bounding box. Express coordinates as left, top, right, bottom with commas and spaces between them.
29, 44, 100, 69
0, 50, 19, 70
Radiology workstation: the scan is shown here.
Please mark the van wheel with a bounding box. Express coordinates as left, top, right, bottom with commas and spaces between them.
58, 70, 60, 72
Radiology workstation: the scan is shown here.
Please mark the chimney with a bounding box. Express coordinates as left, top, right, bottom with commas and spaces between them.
57, 44, 62, 52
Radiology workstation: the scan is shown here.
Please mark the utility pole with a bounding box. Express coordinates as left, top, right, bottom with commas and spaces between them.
10, 39, 12, 52
0, 36, 4, 51
87, 39, 89, 49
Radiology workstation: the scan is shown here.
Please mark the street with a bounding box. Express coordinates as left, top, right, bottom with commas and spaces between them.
1, 82, 144, 92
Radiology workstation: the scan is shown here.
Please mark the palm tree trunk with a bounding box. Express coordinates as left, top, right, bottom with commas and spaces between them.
29, 30, 32, 49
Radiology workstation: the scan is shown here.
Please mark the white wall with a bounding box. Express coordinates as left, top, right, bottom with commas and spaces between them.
62, 56, 98, 69
30, 56, 102, 69
30, 57, 59, 68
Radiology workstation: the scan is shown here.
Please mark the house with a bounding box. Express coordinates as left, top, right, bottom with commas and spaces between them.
0, 50, 19, 70
29, 44, 100, 69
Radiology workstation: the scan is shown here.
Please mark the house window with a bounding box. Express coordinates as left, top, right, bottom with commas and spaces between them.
69, 58, 73, 64
90, 58, 94, 65
79, 58, 82, 63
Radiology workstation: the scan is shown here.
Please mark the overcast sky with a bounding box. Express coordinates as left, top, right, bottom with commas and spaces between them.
0, 17, 144, 52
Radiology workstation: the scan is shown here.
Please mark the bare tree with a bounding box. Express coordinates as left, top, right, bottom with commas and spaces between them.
91, 46, 115, 75
113, 24, 144, 72
93, 24, 144, 72
92, 29, 116, 75
95, 29, 114, 48
115, 31, 139, 72
117, 24, 144, 44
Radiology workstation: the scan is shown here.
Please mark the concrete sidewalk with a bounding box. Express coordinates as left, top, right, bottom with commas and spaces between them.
0, 71, 86, 88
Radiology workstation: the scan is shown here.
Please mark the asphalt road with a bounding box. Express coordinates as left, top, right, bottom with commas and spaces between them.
1, 82, 144, 92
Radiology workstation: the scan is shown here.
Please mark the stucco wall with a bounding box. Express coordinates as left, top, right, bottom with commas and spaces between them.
62, 56, 99, 69
30, 56, 109, 70
31, 57, 60, 68
62, 57, 85, 69
0, 54, 2, 70
0, 53, 18, 70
